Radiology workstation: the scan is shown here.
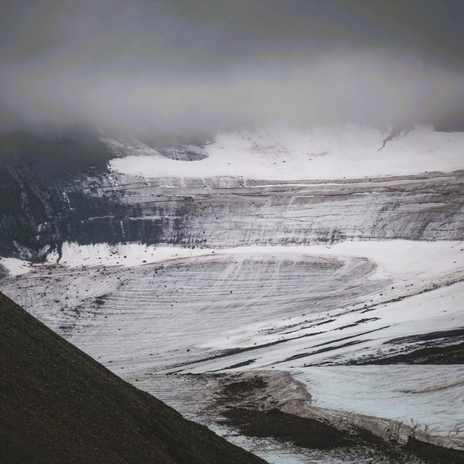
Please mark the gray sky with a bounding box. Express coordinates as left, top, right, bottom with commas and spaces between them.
1, 0, 463, 134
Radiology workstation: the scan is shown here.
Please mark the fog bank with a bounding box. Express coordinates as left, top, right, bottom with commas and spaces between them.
1, 0, 463, 135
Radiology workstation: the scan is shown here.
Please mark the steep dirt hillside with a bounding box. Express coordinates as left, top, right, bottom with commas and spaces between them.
0, 291, 266, 464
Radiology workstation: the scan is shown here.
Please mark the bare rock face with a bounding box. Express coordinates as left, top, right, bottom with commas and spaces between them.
0, 291, 266, 464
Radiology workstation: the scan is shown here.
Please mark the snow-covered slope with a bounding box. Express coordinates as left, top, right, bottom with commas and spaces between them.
110, 125, 464, 179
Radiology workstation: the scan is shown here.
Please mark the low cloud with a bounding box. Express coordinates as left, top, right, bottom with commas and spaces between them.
1, 0, 463, 135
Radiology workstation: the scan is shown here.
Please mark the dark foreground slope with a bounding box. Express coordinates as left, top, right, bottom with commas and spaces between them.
0, 292, 266, 464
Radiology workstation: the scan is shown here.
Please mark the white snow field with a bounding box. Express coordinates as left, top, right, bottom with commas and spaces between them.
0, 257, 32, 276
109, 125, 464, 179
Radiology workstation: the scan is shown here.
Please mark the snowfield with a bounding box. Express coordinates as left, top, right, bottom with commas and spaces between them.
0, 257, 32, 276
109, 125, 464, 179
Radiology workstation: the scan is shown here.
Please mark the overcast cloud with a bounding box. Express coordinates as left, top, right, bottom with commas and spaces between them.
1, 0, 463, 135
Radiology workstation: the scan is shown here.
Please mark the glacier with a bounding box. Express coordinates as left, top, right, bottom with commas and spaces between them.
1, 125, 463, 462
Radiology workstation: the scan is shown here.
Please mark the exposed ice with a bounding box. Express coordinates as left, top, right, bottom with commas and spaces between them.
292, 365, 464, 448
